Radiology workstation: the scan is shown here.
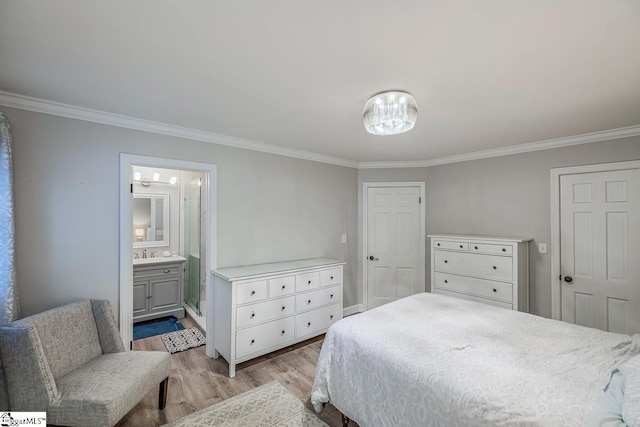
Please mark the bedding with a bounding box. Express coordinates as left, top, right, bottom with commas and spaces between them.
311, 293, 640, 427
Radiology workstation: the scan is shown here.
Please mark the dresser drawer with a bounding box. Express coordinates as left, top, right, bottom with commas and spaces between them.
434, 251, 513, 283
470, 242, 513, 255
434, 272, 513, 303
296, 271, 320, 292
268, 276, 295, 298
295, 303, 341, 338
433, 240, 469, 251
296, 285, 341, 312
435, 288, 513, 310
319, 267, 342, 286
133, 265, 180, 279
236, 316, 295, 359
236, 280, 268, 305
236, 296, 295, 329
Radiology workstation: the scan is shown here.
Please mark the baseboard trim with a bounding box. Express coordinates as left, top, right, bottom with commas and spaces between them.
343, 304, 364, 317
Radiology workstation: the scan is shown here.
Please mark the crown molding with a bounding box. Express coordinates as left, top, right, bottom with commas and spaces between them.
0, 90, 359, 169
358, 125, 640, 169
1, 90, 638, 171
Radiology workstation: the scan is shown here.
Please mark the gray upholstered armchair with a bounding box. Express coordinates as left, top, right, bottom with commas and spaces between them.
0, 299, 171, 426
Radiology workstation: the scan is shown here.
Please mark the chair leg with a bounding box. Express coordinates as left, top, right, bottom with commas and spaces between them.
158, 377, 169, 410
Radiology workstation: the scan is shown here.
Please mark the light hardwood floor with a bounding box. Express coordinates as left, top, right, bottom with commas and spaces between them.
117, 317, 349, 426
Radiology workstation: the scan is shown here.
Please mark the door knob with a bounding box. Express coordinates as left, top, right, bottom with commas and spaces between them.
369, 256, 379, 261
564, 276, 573, 284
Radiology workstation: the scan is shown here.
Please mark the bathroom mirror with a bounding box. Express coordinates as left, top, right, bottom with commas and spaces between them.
132, 193, 169, 248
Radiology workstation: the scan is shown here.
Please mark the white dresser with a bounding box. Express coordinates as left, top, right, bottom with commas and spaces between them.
212, 258, 345, 377
429, 234, 531, 312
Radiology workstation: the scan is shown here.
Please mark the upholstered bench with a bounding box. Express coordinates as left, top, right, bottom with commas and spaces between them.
0, 299, 171, 426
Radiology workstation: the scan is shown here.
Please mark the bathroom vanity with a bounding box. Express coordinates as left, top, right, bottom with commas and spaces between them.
133, 256, 186, 322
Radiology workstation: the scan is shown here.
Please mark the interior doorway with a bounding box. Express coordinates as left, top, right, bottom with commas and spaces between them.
362, 182, 426, 310
551, 160, 640, 334
120, 154, 217, 356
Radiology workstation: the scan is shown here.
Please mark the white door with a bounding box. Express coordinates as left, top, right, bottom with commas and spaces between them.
560, 168, 640, 334
367, 186, 424, 309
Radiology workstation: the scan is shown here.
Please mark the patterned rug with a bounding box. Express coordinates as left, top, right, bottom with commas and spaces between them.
161, 327, 206, 354
163, 381, 328, 427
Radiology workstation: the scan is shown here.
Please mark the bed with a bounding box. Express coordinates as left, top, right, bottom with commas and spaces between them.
311, 292, 640, 426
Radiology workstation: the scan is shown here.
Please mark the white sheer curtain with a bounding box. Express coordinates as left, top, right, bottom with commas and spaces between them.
0, 111, 18, 409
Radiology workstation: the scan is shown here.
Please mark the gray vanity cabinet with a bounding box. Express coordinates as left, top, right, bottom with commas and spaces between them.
133, 259, 185, 322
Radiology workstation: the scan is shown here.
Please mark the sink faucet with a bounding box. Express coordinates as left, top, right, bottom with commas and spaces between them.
150, 251, 156, 258
143, 250, 147, 259
133, 253, 139, 260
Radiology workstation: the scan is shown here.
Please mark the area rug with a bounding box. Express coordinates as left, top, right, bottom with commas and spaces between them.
133, 316, 184, 340
161, 327, 206, 354
163, 381, 327, 427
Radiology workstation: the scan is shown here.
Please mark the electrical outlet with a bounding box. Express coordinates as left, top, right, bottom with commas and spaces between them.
538, 243, 547, 254
341, 234, 347, 244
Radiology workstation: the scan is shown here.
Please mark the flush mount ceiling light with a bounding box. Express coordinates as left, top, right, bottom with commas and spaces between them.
363, 91, 418, 136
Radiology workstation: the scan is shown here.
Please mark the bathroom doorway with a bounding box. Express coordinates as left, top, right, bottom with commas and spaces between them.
120, 154, 217, 357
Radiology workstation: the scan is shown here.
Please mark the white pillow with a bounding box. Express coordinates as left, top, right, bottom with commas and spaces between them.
619, 354, 640, 427
587, 369, 626, 427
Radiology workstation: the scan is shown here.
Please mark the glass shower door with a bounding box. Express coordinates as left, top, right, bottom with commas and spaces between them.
184, 178, 201, 315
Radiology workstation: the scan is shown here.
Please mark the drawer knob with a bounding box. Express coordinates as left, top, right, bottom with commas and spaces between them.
308, 280, 311, 284
330, 315, 334, 319
307, 300, 311, 304
281, 330, 285, 335
502, 248, 506, 252
307, 322, 311, 327
281, 306, 286, 311
437, 243, 440, 246
493, 288, 497, 292
250, 312, 255, 318
492, 266, 497, 270
164, 269, 171, 273
474, 246, 478, 250
330, 276, 334, 280
250, 339, 255, 345
251, 290, 256, 296
282, 285, 286, 290
444, 280, 448, 284
459, 245, 463, 248
444, 260, 448, 263
330, 294, 334, 298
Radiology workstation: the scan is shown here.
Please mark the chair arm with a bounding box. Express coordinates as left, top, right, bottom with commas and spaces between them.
0, 325, 58, 410
91, 300, 125, 354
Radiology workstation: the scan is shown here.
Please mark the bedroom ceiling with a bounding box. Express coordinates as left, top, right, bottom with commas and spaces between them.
1, 1, 639, 163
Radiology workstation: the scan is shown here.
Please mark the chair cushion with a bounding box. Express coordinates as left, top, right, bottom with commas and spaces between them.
14, 300, 103, 380
47, 351, 171, 427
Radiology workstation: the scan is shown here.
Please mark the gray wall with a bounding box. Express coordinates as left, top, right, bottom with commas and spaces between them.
4, 107, 358, 318
5, 104, 638, 321
359, 136, 640, 318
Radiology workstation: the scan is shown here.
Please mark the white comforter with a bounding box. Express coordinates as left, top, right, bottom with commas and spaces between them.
311, 293, 640, 427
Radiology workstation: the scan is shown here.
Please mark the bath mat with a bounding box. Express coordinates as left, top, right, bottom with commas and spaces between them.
162, 381, 328, 427
161, 327, 206, 353
133, 316, 184, 340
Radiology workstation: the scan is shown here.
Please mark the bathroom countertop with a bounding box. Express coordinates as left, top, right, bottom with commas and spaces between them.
133, 255, 187, 266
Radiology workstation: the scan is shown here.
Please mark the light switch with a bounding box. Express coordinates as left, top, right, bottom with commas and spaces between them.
341, 234, 347, 244
538, 243, 547, 254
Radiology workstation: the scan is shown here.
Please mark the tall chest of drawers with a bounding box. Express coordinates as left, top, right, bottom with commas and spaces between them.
429, 235, 532, 312
212, 258, 345, 377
